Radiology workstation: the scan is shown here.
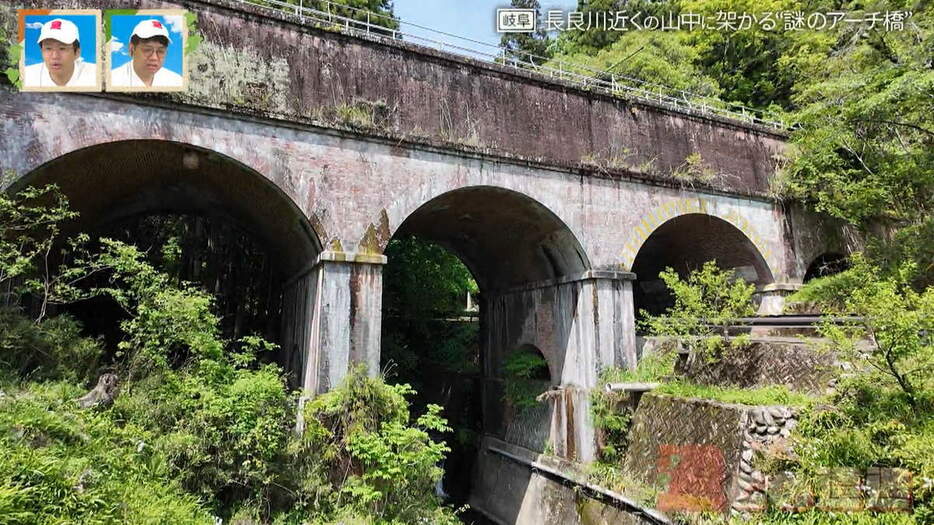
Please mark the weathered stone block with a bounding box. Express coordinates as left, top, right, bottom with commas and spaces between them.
673, 340, 838, 394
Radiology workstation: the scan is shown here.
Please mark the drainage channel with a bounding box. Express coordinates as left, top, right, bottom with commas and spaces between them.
487, 445, 673, 525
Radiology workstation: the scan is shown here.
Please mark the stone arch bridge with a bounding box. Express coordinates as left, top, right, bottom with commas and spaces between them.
1, 1, 843, 521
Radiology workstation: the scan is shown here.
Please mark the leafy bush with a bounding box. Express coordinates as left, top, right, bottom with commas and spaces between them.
641, 260, 756, 358
776, 255, 934, 521
788, 255, 932, 409
0, 379, 212, 525
0, 308, 102, 383
0, 202, 461, 524
286, 366, 458, 524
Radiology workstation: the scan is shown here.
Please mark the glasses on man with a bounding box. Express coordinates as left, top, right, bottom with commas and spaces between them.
136, 45, 166, 57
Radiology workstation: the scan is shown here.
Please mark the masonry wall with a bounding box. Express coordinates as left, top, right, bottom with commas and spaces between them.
7, 0, 786, 198
623, 394, 748, 513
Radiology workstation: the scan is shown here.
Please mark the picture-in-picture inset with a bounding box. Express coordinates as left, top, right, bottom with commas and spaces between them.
19, 10, 102, 92
106, 10, 188, 92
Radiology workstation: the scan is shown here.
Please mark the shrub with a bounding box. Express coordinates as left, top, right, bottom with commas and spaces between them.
0, 308, 103, 384
642, 260, 756, 358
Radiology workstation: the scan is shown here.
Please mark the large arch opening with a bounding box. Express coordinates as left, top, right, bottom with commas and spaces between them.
380, 186, 588, 514
631, 213, 774, 321
9, 140, 321, 377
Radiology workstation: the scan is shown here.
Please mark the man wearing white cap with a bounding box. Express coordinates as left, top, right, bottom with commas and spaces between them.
23, 18, 97, 88
110, 19, 183, 88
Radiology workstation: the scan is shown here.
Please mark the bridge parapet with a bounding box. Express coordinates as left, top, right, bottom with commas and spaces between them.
4, 0, 787, 197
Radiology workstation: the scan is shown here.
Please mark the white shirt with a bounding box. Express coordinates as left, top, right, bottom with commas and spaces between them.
23, 59, 97, 88
110, 61, 183, 88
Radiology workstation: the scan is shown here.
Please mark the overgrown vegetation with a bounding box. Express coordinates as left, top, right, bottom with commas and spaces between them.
379, 235, 481, 505
0, 186, 458, 524
592, 257, 930, 522
501, 347, 550, 412
772, 255, 934, 522
641, 261, 756, 358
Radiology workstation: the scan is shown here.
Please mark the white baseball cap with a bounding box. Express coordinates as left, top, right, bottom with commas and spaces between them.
131, 19, 171, 43
36, 18, 80, 45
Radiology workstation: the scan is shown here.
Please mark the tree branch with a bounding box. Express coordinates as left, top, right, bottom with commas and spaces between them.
851, 117, 934, 139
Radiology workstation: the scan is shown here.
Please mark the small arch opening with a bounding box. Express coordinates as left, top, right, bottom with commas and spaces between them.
804, 253, 849, 282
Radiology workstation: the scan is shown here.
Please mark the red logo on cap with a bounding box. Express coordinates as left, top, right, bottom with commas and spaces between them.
152, 21, 162, 28
51, 21, 62, 30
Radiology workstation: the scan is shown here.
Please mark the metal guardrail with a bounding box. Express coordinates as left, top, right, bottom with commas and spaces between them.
233, 0, 790, 130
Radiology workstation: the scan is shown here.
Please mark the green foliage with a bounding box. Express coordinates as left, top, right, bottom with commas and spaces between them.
0, 379, 212, 525
778, 255, 933, 520
0, 185, 77, 305
585, 461, 660, 507
550, 29, 721, 100
675, 509, 918, 524
641, 260, 756, 357
680, 0, 828, 110
656, 381, 814, 407
2, 20, 22, 89
550, 0, 676, 57
501, 347, 550, 412
500, 0, 552, 63
598, 355, 813, 408
381, 235, 479, 382
865, 216, 934, 290
789, 255, 933, 408
0, 193, 459, 523
0, 308, 102, 383
296, 367, 458, 525
779, 2, 933, 227
590, 387, 632, 462
383, 236, 477, 320
262, 0, 399, 30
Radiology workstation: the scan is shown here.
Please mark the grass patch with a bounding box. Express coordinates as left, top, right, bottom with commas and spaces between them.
653, 382, 815, 408
584, 461, 659, 507
599, 349, 817, 407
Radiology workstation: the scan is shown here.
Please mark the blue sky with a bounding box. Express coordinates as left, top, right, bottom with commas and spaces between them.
392, 1, 578, 57
108, 14, 185, 75
24, 14, 98, 65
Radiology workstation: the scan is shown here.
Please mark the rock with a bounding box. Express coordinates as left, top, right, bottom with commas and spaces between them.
75, 373, 119, 409
742, 449, 754, 462
740, 461, 754, 474
733, 502, 766, 513
767, 426, 779, 434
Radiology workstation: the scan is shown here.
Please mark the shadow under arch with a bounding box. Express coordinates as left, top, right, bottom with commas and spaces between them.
383, 186, 591, 522
804, 253, 848, 282
631, 213, 775, 319
390, 185, 590, 292
9, 139, 321, 277
9, 140, 323, 372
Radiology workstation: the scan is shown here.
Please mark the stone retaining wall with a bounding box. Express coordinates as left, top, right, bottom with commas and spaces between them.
640, 337, 838, 394
619, 393, 913, 516
623, 393, 752, 513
